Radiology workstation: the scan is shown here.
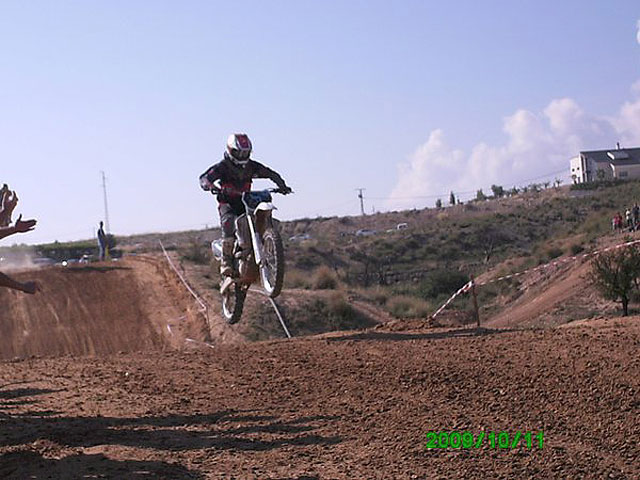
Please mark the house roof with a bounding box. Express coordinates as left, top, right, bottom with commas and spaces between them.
581, 147, 640, 166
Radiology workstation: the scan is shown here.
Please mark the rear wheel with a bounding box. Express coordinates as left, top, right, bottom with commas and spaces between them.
260, 227, 285, 298
221, 282, 247, 324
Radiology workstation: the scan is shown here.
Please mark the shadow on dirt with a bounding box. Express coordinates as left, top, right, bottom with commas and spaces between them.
0, 450, 201, 480
0, 388, 342, 478
64, 265, 131, 273
326, 326, 519, 342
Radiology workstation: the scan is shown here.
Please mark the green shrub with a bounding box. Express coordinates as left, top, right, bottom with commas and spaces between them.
546, 247, 563, 260
570, 244, 585, 255
418, 269, 469, 299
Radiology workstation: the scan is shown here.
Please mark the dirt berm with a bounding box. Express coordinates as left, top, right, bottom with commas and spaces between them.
0, 256, 208, 359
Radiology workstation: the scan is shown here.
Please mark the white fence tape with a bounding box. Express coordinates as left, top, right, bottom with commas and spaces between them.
158, 240, 208, 313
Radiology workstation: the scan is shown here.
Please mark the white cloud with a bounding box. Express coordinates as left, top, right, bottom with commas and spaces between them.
637, 19, 640, 44
387, 90, 640, 209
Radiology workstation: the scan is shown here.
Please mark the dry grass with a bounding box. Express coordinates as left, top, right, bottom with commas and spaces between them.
385, 295, 432, 318
311, 266, 338, 289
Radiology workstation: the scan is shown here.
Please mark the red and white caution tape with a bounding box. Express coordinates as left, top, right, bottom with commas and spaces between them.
430, 236, 640, 320
477, 237, 640, 286
431, 280, 473, 320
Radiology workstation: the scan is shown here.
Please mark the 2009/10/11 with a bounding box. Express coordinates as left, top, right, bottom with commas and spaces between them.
424, 431, 544, 449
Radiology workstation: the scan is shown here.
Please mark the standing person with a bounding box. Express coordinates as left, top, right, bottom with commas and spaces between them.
0, 212, 39, 294
97, 221, 107, 261
615, 212, 623, 231
199, 133, 292, 277
632, 203, 639, 230
626, 208, 633, 230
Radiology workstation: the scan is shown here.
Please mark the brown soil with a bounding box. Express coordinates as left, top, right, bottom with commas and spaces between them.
0, 255, 638, 479
0, 256, 209, 359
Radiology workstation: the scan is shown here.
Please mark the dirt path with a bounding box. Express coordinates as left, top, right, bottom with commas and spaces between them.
486, 260, 592, 328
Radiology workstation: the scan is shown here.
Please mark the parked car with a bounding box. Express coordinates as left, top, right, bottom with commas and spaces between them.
396, 223, 408, 230
355, 229, 377, 237
32, 257, 56, 266
289, 233, 312, 242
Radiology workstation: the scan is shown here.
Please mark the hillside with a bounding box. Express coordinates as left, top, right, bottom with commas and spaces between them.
104, 180, 640, 335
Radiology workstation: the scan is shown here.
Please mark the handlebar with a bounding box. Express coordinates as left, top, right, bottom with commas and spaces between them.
209, 187, 293, 195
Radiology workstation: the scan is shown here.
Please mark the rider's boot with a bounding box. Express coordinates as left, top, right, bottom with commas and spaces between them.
220, 238, 235, 277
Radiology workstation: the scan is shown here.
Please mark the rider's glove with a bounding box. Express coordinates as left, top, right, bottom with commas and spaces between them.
280, 185, 293, 195
199, 177, 212, 191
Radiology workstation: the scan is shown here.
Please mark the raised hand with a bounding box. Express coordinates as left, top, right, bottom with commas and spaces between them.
14, 214, 37, 233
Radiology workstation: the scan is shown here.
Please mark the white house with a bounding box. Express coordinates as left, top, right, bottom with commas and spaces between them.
570, 145, 640, 183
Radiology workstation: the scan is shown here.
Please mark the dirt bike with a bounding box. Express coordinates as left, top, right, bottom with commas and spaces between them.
210, 188, 288, 324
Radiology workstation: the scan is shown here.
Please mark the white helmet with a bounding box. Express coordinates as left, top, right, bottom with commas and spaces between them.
226, 133, 252, 166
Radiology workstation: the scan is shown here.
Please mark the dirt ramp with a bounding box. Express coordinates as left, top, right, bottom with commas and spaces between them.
0, 257, 199, 359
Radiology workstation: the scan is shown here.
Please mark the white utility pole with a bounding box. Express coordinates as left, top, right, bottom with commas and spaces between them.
101, 171, 110, 234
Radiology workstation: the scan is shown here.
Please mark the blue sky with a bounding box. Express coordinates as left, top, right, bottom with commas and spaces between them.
1, 0, 640, 243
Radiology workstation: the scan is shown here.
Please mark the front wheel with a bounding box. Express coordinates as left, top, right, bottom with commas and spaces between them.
221, 282, 247, 324
260, 227, 285, 298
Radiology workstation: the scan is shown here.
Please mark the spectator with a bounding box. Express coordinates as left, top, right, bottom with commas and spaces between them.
0, 214, 39, 294
97, 221, 107, 261
633, 203, 639, 230
625, 208, 633, 230
614, 212, 623, 232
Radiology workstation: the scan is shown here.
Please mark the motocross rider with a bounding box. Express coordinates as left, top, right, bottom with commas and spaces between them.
199, 133, 292, 277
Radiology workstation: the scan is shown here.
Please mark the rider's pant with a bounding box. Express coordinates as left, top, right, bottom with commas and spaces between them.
218, 202, 245, 239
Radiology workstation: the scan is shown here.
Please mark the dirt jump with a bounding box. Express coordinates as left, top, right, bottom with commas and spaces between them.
0, 257, 638, 479
0, 256, 211, 359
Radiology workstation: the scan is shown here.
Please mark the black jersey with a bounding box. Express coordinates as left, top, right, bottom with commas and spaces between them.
199, 154, 287, 204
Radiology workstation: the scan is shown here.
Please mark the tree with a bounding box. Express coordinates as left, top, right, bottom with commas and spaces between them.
490, 184, 504, 198
555, 178, 564, 188
476, 189, 486, 201
449, 191, 456, 206
510, 186, 519, 196
435, 198, 443, 209
543, 181, 550, 189
591, 246, 640, 316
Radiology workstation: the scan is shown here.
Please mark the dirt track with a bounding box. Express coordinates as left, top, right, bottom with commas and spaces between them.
1, 318, 638, 479
1, 256, 638, 478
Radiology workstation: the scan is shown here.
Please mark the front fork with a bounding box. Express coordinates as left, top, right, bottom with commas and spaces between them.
247, 210, 271, 267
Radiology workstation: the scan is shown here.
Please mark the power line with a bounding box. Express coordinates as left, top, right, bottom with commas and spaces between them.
366, 168, 568, 201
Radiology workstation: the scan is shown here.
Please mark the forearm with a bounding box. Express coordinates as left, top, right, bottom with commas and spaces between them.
262, 169, 287, 189
0, 271, 29, 293
0, 225, 17, 241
